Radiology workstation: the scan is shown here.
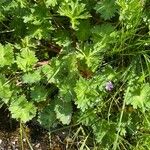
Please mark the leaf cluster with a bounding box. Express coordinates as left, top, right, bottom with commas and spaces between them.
0, 0, 149, 149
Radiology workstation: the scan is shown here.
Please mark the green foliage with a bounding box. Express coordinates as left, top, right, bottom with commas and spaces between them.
76, 20, 91, 41
38, 103, 57, 129
0, 43, 14, 67
45, 0, 57, 7
53, 30, 71, 47
125, 82, 150, 111
9, 95, 36, 123
92, 120, 116, 148
91, 23, 115, 42
76, 44, 103, 72
22, 70, 41, 84
0, 0, 149, 149
55, 97, 72, 125
0, 75, 12, 103
16, 48, 38, 72
74, 77, 99, 112
117, 0, 143, 29
58, 0, 91, 29
22, 4, 53, 39
95, 0, 118, 20
31, 85, 48, 102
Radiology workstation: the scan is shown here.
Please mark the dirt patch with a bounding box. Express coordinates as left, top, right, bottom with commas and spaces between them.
0, 106, 67, 150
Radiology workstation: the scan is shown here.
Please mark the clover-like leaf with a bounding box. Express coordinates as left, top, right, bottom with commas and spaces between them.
55, 97, 72, 125
9, 95, 37, 122
95, 0, 118, 20
41, 59, 61, 83
16, 48, 38, 72
22, 70, 41, 84
45, 0, 57, 7
92, 120, 116, 146
31, 85, 48, 102
125, 83, 150, 111
58, 0, 91, 29
74, 77, 99, 112
38, 103, 57, 129
76, 20, 91, 41
76, 45, 103, 72
0, 43, 14, 67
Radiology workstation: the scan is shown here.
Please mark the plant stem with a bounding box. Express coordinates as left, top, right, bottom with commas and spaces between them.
22, 124, 34, 150
20, 122, 24, 150
113, 94, 126, 150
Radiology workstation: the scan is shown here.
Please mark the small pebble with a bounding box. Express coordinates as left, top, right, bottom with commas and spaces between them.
62, 132, 66, 135
35, 143, 40, 148
0, 139, 2, 144
11, 141, 16, 145
23, 138, 26, 142
14, 137, 18, 142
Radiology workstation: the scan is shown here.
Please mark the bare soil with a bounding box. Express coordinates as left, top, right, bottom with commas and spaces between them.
0, 106, 68, 150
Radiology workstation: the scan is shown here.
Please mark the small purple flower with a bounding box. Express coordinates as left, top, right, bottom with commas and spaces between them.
105, 81, 113, 91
